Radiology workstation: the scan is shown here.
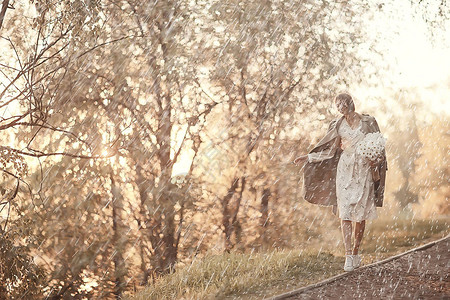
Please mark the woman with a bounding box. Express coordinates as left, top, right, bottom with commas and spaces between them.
293, 93, 387, 272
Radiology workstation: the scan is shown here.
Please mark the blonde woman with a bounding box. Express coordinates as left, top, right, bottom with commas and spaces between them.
294, 93, 387, 271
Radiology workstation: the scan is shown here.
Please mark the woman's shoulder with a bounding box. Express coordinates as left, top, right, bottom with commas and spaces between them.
328, 116, 344, 130
360, 112, 373, 118
360, 113, 377, 122
360, 113, 381, 131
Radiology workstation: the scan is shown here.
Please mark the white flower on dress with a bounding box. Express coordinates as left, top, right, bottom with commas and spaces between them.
355, 132, 386, 163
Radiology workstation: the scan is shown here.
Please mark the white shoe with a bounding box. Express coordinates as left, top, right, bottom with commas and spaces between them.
353, 254, 361, 269
344, 255, 354, 272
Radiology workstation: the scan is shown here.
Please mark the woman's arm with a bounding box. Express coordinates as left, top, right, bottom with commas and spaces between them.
293, 154, 308, 164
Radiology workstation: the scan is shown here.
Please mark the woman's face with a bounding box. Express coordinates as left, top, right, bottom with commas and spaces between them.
335, 99, 350, 115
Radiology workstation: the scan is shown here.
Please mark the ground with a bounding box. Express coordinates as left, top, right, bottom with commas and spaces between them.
282, 236, 449, 300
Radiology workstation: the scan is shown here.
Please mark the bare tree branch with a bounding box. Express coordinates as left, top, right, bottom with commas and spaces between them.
4, 146, 116, 159
0, 0, 10, 32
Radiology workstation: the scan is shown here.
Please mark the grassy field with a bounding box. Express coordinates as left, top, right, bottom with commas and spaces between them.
127, 217, 449, 300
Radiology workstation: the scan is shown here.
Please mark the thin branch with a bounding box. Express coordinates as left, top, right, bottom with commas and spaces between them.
0, 88, 30, 109
0, 109, 36, 130
0, 62, 19, 71
15, 122, 92, 149
0, 168, 35, 211
0, 0, 10, 32
5, 147, 116, 159
76, 34, 136, 59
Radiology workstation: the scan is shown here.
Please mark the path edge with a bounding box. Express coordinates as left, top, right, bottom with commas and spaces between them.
264, 233, 450, 300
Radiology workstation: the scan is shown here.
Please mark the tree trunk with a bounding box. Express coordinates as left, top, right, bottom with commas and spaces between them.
221, 177, 247, 252
232, 177, 246, 246
260, 187, 270, 227
161, 201, 177, 273
110, 173, 126, 298
135, 165, 163, 280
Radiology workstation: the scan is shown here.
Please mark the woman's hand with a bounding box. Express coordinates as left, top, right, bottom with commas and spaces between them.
293, 155, 308, 165
368, 157, 383, 167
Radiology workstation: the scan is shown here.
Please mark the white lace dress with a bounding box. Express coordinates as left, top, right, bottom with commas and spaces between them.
335, 118, 377, 222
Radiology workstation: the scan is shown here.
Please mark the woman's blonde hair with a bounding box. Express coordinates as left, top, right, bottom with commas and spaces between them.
335, 93, 355, 112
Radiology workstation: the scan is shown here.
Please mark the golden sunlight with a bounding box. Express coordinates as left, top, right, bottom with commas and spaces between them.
351, 0, 450, 122
171, 124, 194, 178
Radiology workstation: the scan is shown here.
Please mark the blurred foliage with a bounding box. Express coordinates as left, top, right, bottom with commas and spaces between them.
410, 0, 450, 43
411, 117, 449, 217
0, 231, 44, 299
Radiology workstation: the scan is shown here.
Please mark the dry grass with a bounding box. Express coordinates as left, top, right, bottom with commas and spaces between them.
127, 217, 449, 300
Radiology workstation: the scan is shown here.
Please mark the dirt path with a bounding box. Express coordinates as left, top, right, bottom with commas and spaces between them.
270, 235, 449, 300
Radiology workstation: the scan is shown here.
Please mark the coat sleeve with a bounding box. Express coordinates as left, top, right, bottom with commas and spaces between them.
371, 117, 388, 171
371, 116, 381, 132
307, 120, 340, 163
368, 116, 387, 206
307, 151, 336, 163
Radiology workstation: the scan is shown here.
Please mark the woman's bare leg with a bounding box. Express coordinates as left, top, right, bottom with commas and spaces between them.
353, 220, 366, 255
341, 220, 353, 255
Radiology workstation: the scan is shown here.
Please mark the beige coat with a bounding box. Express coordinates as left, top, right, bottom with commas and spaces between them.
302, 114, 387, 215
